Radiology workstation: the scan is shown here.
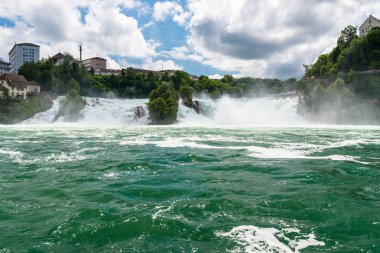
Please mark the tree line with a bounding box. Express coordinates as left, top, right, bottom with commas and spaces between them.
18, 54, 297, 99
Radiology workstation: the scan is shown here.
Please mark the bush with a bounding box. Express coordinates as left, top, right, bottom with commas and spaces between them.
179, 85, 193, 107
148, 83, 179, 124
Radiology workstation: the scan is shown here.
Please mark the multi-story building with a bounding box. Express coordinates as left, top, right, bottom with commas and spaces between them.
0, 60, 11, 74
359, 15, 380, 37
8, 43, 40, 74
82, 57, 107, 70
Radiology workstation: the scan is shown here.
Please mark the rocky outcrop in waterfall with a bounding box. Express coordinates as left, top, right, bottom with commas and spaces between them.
53, 90, 86, 122
179, 85, 202, 114
133, 106, 146, 120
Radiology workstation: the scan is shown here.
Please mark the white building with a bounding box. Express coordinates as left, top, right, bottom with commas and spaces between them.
359, 15, 380, 37
0, 74, 29, 99
8, 43, 40, 74
0, 60, 11, 75
27, 81, 41, 94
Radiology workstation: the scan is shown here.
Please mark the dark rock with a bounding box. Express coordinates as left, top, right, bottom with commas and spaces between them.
192, 100, 202, 114
134, 106, 146, 120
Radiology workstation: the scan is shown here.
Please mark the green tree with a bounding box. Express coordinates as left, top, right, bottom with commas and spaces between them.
148, 83, 179, 124
179, 85, 194, 107
18, 62, 39, 81
67, 79, 81, 95
337, 25, 358, 48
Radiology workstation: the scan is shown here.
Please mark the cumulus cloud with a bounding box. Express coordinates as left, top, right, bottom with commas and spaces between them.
168, 0, 380, 78
208, 74, 223, 79
1, 0, 380, 77
153, 1, 189, 25
0, 0, 155, 63
139, 58, 183, 71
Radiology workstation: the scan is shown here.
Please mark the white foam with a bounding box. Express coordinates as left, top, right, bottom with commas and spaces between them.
216, 225, 325, 253
103, 172, 119, 179
44, 152, 92, 163
119, 136, 369, 164
176, 96, 309, 127
0, 148, 24, 163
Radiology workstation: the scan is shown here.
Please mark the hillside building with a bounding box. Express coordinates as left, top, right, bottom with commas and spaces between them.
8, 43, 40, 74
359, 15, 380, 37
0, 60, 11, 75
0, 74, 40, 99
0, 74, 29, 99
51, 52, 65, 65
83, 57, 107, 70
27, 81, 41, 94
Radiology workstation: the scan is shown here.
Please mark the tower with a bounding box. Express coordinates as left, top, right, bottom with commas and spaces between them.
79, 44, 82, 62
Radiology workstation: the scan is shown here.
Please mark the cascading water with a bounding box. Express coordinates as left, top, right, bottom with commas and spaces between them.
23, 97, 149, 125
177, 96, 307, 126
23, 95, 307, 126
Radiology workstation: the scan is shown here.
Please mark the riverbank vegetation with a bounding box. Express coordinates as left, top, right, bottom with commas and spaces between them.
298, 26, 380, 123
0, 95, 54, 124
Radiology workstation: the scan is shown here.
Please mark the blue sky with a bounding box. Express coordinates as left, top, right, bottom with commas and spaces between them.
0, 0, 378, 79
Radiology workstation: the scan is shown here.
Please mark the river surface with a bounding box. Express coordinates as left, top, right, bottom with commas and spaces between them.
1, 97, 380, 252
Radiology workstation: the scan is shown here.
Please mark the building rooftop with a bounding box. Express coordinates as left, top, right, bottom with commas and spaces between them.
29, 81, 40, 87
83, 57, 106, 61
360, 15, 380, 28
0, 73, 29, 88
9, 43, 40, 54
52, 52, 64, 60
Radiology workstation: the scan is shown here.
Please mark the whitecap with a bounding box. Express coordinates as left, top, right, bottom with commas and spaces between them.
216, 225, 325, 253
103, 172, 119, 179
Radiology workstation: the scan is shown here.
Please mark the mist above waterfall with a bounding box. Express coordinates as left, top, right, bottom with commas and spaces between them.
177, 95, 307, 126
22, 95, 310, 127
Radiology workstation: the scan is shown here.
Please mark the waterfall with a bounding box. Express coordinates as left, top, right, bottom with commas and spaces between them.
23, 95, 308, 126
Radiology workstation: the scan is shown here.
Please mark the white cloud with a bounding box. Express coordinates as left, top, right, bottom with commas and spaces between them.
1, 0, 380, 77
106, 57, 122, 69
176, 0, 380, 78
0, 0, 156, 63
208, 74, 223, 79
140, 58, 183, 71
153, 1, 189, 25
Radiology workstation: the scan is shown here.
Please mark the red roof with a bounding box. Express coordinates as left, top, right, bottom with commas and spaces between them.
0, 74, 29, 88
52, 52, 64, 60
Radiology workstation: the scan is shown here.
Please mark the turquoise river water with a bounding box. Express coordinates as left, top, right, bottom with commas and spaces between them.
1, 125, 380, 252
